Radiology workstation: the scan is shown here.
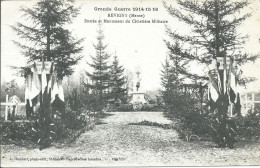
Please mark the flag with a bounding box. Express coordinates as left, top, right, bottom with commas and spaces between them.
234, 93, 241, 116
227, 60, 233, 90
48, 71, 56, 95
203, 66, 219, 102
209, 59, 217, 71
208, 71, 218, 92
207, 71, 219, 102
30, 63, 41, 104
209, 82, 219, 102
57, 79, 64, 102
47, 63, 54, 94
50, 78, 64, 103
207, 81, 210, 100
25, 74, 32, 106
47, 74, 52, 94
217, 70, 223, 94
229, 64, 237, 103
51, 78, 59, 103
223, 61, 228, 94
41, 63, 47, 94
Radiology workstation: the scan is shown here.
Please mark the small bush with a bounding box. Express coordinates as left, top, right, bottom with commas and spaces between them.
163, 91, 213, 142
62, 103, 88, 130
1, 121, 39, 143
141, 104, 158, 111
115, 104, 133, 111
128, 120, 173, 129
113, 103, 163, 112
1, 103, 89, 147
235, 108, 260, 140
165, 93, 260, 144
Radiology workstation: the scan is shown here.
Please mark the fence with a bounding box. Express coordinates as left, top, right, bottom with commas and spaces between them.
1, 94, 27, 121
1, 102, 26, 121
240, 92, 260, 116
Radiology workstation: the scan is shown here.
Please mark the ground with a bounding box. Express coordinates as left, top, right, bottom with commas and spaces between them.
1, 112, 260, 167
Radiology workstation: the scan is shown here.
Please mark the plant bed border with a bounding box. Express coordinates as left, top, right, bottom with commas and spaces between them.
1, 119, 95, 149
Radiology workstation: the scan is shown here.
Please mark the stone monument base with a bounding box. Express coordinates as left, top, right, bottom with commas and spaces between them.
130, 92, 148, 104
130, 92, 148, 111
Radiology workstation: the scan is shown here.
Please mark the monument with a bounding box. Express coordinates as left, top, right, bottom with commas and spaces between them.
130, 66, 148, 110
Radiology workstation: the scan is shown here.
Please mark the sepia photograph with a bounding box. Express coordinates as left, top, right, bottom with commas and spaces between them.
1, 0, 260, 167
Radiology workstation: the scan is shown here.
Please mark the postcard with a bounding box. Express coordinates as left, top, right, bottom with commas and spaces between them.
1, 0, 260, 167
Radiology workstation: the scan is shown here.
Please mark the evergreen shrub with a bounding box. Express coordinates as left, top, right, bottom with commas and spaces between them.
115, 104, 133, 111
1, 100, 89, 146
235, 108, 260, 140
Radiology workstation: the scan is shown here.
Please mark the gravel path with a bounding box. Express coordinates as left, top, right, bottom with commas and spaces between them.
1, 112, 260, 167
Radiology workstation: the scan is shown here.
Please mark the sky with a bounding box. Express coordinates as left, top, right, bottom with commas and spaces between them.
1, 0, 260, 92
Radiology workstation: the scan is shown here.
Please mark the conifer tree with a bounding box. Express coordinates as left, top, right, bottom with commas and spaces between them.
160, 56, 176, 92
161, 41, 188, 96
164, 0, 258, 148
109, 55, 127, 105
161, 56, 175, 110
12, 0, 83, 150
86, 23, 111, 112
124, 70, 134, 98
161, 49, 186, 114
12, 0, 83, 79
164, 0, 257, 86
